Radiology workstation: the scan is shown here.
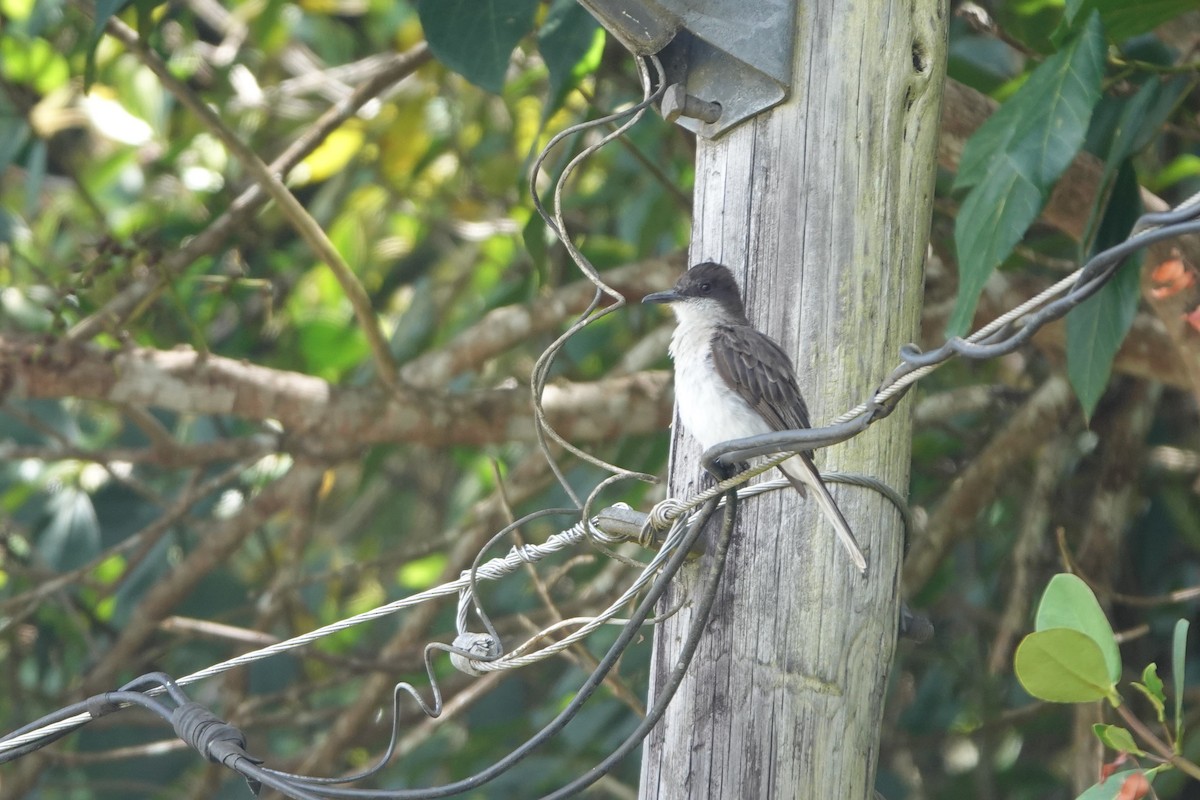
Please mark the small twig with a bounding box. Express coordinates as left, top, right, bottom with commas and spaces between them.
1115, 703, 1200, 781
68, 43, 430, 343
904, 376, 1075, 591
0, 403, 164, 506
0, 460, 247, 621
74, 4, 417, 391
1110, 585, 1200, 608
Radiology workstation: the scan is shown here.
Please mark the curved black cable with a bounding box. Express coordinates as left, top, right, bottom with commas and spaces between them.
539, 486, 740, 799
277, 496, 721, 799
704, 213, 1200, 468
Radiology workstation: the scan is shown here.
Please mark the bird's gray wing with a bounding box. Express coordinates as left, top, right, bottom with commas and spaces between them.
711, 325, 866, 573
710, 324, 811, 434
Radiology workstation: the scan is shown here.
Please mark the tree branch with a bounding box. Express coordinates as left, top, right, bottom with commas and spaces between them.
0, 334, 672, 457
400, 254, 681, 387
84, 6, 405, 390
1114, 703, 1200, 782
81, 462, 325, 694
903, 375, 1076, 592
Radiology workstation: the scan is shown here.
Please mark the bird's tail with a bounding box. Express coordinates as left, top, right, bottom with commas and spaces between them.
779, 455, 868, 574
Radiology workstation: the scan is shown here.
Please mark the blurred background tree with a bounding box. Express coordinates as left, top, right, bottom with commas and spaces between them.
0, 1, 1197, 798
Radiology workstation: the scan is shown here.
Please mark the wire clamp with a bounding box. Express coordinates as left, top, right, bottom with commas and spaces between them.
449, 632, 502, 676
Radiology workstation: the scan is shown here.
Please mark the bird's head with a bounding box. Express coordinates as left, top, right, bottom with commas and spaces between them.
642, 262, 747, 324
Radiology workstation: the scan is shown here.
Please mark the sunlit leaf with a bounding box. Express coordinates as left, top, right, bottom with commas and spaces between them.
1035, 573, 1122, 683
539, 0, 603, 111
0, 36, 70, 94
1, 0, 37, 21
91, 553, 127, 584
290, 125, 366, 186
397, 553, 449, 589
1014, 628, 1115, 703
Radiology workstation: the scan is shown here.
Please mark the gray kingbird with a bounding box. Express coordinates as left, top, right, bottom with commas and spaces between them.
643, 261, 868, 574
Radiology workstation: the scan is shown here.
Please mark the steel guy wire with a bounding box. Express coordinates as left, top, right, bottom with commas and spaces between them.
0, 491, 729, 796
0, 504, 655, 758
539, 489, 739, 800
258, 493, 727, 800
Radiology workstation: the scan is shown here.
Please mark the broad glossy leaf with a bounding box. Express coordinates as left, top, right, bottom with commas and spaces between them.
1035, 573, 1121, 684
1015, 628, 1115, 703
1077, 771, 1149, 800
949, 13, 1105, 335
1068, 0, 1197, 40
418, 0, 539, 94
85, 0, 134, 86
1066, 161, 1141, 418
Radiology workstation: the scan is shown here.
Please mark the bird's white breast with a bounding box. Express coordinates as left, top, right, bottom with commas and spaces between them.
668, 311, 772, 451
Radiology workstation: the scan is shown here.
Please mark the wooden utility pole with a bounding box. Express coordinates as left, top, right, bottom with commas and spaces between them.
638, 3, 947, 798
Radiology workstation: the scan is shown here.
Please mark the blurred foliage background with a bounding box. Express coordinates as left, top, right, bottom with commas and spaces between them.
0, 0, 1198, 798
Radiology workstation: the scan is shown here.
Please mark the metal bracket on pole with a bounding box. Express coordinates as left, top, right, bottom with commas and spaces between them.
576, 0, 797, 139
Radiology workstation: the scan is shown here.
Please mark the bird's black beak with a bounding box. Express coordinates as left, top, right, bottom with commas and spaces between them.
642, 289, 681, 304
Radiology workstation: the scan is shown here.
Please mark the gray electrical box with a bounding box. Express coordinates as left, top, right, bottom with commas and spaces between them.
576, 0, 796, 138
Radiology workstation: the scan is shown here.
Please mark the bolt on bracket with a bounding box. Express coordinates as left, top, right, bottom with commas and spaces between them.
576, 0, 797, 138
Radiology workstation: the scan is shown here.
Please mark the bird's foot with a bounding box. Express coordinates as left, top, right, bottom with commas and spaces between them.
704, 459, 749, 486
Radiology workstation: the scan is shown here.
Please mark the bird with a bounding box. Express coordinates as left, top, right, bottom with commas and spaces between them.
643, 261, 868, 573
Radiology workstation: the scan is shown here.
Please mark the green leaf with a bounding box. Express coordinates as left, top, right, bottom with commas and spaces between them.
0, 35, 70, 94
1173, 619, 1189, 742
1035, 573, 1122, 684
1141, 663, 1164, 698
1131, 684, 1166, 724
1075, 0, 1198, 40
1065, 161, 1142, 418
1148, 153, 1200, 193
522, 212, 548, 275
36, 488, 101, 571
0, 112, 30, 176
1076, 770, 1148, 800
538, 0, 604, 111
1091, 723, 1145, 756
23, 139, 46, 219
949, 12, 1105, 335
1015, 628, 1116, 703
85, 0, 135, 87
418, 0, 539, 94
92, 0, 134, 39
